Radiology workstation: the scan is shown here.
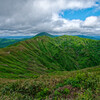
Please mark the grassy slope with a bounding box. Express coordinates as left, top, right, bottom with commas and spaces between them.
0, 36, 100, 78
0, 66, 100, 100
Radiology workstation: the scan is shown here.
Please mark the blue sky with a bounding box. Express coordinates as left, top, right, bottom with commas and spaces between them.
60, 1, 100, 21
60, 7, 100, 20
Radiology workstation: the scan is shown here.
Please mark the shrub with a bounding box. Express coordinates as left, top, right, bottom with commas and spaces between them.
1, 81, 43, 97
35, 88, 51, 99
62, 88, 70, 95
54, 90, 61, 96
76, 89, 93, 100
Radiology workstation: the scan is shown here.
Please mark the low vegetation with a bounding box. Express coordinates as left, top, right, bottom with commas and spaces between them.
0, 66, 100, 100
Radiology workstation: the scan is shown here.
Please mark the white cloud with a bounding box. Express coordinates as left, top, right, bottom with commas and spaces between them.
0, 0, 100, 36
83, 16, 99, 27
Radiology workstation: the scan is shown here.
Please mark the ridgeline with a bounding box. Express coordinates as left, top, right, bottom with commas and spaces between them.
0, 34, 100, 78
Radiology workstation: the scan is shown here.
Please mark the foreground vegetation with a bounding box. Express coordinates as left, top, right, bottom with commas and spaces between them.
0, 66, 100, 100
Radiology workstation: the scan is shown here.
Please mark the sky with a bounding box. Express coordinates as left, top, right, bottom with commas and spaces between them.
0, 0, 100, 36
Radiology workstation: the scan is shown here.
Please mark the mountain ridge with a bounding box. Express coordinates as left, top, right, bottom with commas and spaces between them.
0, 32, 100, 48
0, 35, 100, 78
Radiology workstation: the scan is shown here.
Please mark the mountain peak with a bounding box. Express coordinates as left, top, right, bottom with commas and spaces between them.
35, 32, 54, 37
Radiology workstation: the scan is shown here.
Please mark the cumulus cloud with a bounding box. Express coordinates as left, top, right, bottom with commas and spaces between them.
0, 0, 100, 36
83, 16, 100, 27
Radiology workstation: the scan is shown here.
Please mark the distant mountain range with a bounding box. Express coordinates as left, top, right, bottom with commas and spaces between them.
0, 32, 100, 48
0, 33, 100, 40
76, 35, 100, 40
0, 36, 33, 39
0, 32, 54, 48
0, 38, 22, 48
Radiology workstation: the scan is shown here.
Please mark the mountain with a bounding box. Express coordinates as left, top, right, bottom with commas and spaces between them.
0, 38, 31, 48
1, 34, 99, 48
0, 35, 100, 78
76, 35, 100, 40
0, 33, 54, 48
0, 38, 22, 48
0, 35, 100, 100
0, 36, 33, 48
35, 32, 55, 37
91, 36, 100, 40
0, 36, 33, 39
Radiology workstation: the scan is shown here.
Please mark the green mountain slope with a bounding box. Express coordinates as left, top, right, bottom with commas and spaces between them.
0, 35, 100, 78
